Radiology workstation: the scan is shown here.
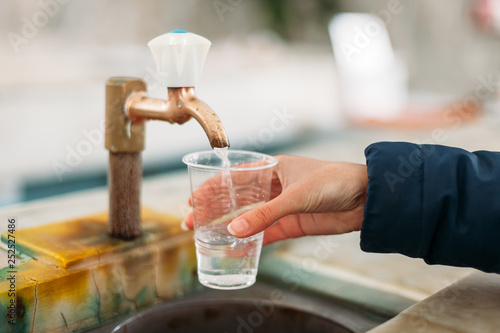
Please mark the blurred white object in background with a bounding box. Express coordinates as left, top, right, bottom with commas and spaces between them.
329, 13, 408, 121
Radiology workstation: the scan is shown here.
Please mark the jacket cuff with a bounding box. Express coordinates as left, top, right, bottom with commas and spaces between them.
360, 142, 430, 258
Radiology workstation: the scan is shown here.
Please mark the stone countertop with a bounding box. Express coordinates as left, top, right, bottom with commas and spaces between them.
367, 271, 500, 333
1, 117, 500, 331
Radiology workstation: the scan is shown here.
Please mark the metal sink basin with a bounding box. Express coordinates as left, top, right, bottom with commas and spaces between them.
112, 299, 351, 333
88, 281, 384, 333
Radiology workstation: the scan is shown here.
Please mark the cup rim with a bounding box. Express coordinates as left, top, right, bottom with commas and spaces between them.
182, 150, 278, 171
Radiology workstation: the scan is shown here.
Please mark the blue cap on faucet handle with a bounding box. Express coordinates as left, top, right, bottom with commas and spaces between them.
170, 29, 188, 33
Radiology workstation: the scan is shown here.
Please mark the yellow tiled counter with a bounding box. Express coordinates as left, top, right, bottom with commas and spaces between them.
0, 208, 198, 333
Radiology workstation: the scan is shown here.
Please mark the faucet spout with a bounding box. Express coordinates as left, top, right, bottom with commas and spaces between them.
126, 87, 229, 148
180, 88, 230, 149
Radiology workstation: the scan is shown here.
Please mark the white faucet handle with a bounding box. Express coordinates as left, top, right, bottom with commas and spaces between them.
148, 29, 211, 88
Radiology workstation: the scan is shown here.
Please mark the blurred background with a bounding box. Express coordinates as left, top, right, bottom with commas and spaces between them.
2, 0, 500, 206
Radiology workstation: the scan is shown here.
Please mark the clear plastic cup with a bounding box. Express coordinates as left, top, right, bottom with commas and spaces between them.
182, 149, 278, 290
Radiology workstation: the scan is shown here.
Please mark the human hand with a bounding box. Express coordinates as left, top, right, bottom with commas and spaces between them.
185, 159, 273, 229
183, 155, 368, 246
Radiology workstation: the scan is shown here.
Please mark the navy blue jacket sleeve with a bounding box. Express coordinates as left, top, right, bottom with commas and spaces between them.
361, 142, 500, 273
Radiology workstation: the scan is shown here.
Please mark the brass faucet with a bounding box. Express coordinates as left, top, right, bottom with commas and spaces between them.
105, 31, 229, 240
126, 87, 229, 148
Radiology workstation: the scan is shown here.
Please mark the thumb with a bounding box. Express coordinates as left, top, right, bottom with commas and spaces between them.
227, 196, 290, 238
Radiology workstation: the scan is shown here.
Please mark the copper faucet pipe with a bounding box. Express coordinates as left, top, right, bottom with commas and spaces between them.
108, 152, 142, 239
126, 87, 230, 148
105, 78, 146, 240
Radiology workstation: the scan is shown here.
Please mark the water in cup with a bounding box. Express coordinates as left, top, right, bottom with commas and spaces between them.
183, 149, 277, 290
196, 223, 264, 290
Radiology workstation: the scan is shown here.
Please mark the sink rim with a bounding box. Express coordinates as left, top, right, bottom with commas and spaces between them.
84, 281, 385, 333
110, 297, 356, 333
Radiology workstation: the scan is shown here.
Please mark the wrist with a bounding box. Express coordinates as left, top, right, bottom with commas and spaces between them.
351, 163, 368, 231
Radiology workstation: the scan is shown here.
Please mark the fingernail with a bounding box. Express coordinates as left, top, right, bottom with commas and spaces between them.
180, 220, 189, 231
227, 219, 249, 236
